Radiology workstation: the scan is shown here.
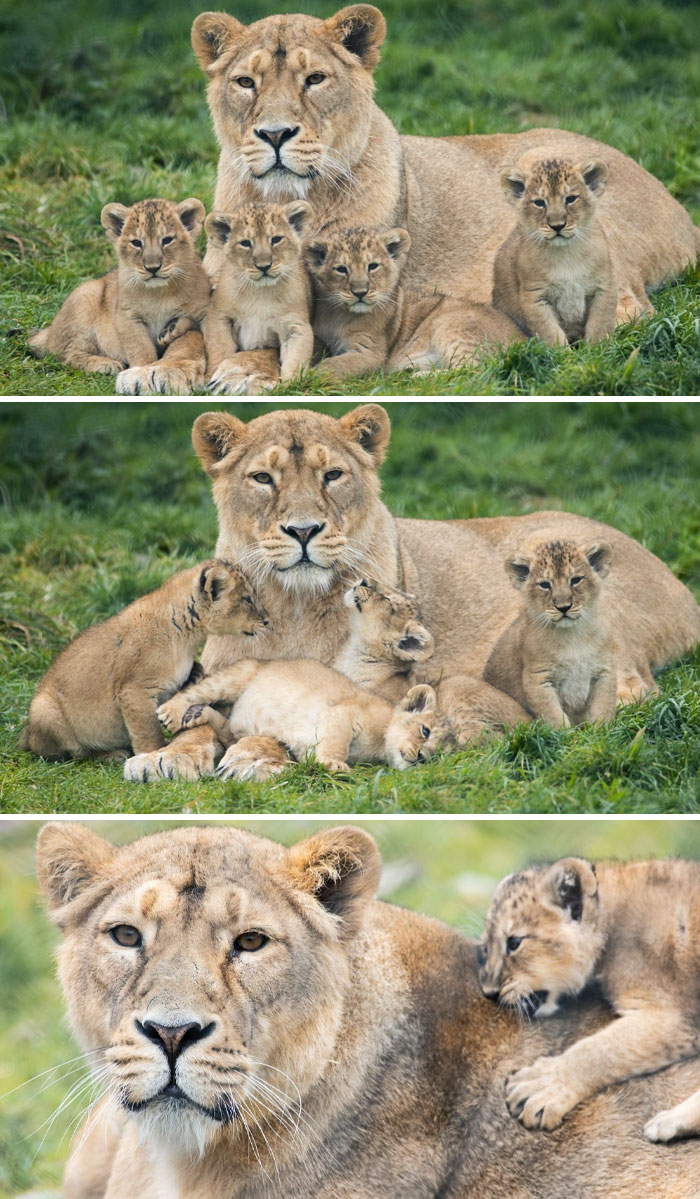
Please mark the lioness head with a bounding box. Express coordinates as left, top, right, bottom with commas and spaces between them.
192, 5, 386, 201
345, 578, 434, 663
478, 858, 601, 1017
306, 226, 410, 314
37, 822, 381, 1154
384, 683, 437, 768
192, 405, 391, 595
205, 201, 312, 287
100, 197, 206, 286
197, 560, 269, 636
501, 158, 608, 244
505, 538, 612, 627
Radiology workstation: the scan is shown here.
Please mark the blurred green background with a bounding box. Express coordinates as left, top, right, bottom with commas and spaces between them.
2, 816, 700, 1195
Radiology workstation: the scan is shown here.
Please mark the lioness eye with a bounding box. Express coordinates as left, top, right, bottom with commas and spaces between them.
130, 238, 142, 248
306, 72, 326, 86
234, 931, 268, 953
324, 469, 343, 482
237, 76, 255, 89
252, 471, 273, 484
161, 236, 174, 246
565, 194, 578, 204
506, 935, 522, 953
334, 265, 348, 274
368, 262, 379, 271
271, 235, 283, 245
533, 199, 546, 208
239, 239, 252, 248
421, 725, 430, 739
110, 925, 142, 948
538, 581, 552, 590
570, 575, 583, 585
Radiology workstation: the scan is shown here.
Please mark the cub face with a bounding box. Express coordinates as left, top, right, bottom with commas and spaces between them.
384, 684, 437, 769
478, 858, 601, 1017
501, 158, 608, 245
100, 197, 205, 286
198, 560, 269, 636
306, 226, 411, 313
505, 538, 612, 628
205, 201, 312, 286
344, 578, 434, 663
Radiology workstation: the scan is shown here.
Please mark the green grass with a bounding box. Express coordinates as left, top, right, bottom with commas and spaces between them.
1, 399, 700, 813
1, 0, 699, 396
3, 816, 700, 1196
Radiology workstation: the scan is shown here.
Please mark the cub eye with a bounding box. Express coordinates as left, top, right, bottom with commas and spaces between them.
271, 235, 283, 245
533, 199, 546, 208
130, 238, 143, 248
252, 471, 273, 485
324, 468, 343, 482
234, 931, 268, 953
236, 76, 255, 89
538, 581, 552, 590
368, 262, 379, 271
506, 935, 522, 954
161, 236, 174, 246
110, 925, 142, 948
334, 265, 348, 274
570, 575, 583, 585
243, 595, 254, 606
306, 72, 326, 86
239, 239, 252, 248
421, 725, 431, 739
565, 194, 579, 204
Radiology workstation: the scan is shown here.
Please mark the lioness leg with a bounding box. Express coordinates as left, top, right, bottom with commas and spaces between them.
124, 722, 222, 782
217, 735, 291, 782
645, 1086, 700, 1143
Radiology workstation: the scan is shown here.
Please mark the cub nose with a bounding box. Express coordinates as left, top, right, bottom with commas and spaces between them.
548, 220, 566, 232
282, 522, 324, 545
555, 601, 572, 613
138, 1020, 211, 1065
254, 126, 299, 150
481, 985, 500, 1002
352, 287, 369, 299
145, 263, 162, 275
255, 262, 272, 274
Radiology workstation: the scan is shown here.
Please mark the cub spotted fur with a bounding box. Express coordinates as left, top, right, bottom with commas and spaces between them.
492, 158, 618, 346
479, 856, 700, 1141
333, 577, 435, 701
483, 538, 616, 727
306, 227, 523, 379
22, 561, 268, 768
157, 661, 437, 777
28, 198, 210, 375
203, 201, 314, 389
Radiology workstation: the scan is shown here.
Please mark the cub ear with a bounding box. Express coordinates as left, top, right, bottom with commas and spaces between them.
579, 160, 608, 195
198, 560, 234, 604
177, 198, 206, 238
384, 227, 411, 262
205, 211, 233, 247
545, 857, 598, 922
394, 622, 435, 663
192, 411, 248, 476
505, 554, 531, 588
282, 200, 313, 234
36, 823, 115, 924
324, 5, 387, 71
400, 684, 437, 714
584, 540, 613, 578
192, 11, 246, 73
304, 239, 328, 270
101, 202, 131, 242
501, 170, 526, 204
286, 826, 381, 939
338, 403, 391, 466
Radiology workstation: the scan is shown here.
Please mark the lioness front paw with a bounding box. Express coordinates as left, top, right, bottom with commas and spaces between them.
116, 362, 202, 396
124, 740, 218, 783
505, 1058, 582, 1131
216, 738, 289, 782
208, 357, 277, 396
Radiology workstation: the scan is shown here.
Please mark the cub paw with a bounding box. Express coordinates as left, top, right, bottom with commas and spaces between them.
182, 703, 206, 727
505, 1058, 581, 1131
156, 699, 188, 733
158, 317, 186, 349
644, 1101, 700, 1143
87, 356, 123, 375
317, 757, 351, 774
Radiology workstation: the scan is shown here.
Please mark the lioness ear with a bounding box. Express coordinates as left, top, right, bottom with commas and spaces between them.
205, 211, 233, 247
501, 171, 526, 203
287, 826, 381, 939
198, 560, 233, 604
101, 203, 130, 242
177, 198, 206, 238
338, 403, 391, 466
304, 240, 328, 269
192, 411, 248, 475
192, 11, 246, 73
400, 684, 437, 714
505, 554, 530, 588
394, 623, 434, 663
282, 201, 313, 234
579, 160, 608, 194
36, 823, 115, 922
384, 228, 411, 261
584, 540, 613, 578
546, 858, 598, 921
324, 4, 386, 70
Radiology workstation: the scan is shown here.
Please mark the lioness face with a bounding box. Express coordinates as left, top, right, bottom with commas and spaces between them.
205, 201, 311, 287
100, 198, 206, 285
192, 7, 386, 202
37, 824, 380, 1155
306, 227, 410, 314
192, 406, 392, 596
384, 684, 437, 769
501, 158, 608, 245
505, 539, 613, 628
345, 578, 434, 663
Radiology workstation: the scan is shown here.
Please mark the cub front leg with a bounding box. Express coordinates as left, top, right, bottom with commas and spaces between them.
116, 317, 159, 367
157, 662, 262, 732
203, 312, 239, 376
645, 1086, 700, 1143
519, 295, 569, 348
117, 686, 167, 755
279, 318, 314, 381
584, 286, 617, 343
319, 334, 388, 380
158, 315, 199, 350
314, 706, 357, 772
521, 672, 570, 728
583, 667, 617, 724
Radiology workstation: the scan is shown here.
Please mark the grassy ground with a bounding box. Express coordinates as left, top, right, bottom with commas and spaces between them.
1, 0, 699, 397
3, 816, 700, 1196
2, 399, 699, 814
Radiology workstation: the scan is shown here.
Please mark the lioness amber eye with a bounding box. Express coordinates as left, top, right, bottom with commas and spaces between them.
237, 76, 255, 88
110, 925, 142, 948
324, 469, 343, 482
239, 239, 252, 248
161, 236, 174, 246
130, 238, 142, 248
252, 471, 273, 484
271, 235, 282, 245
234, 931, 268, 953
368, 262, 379, 271
533, 199, 546, 208
306, 72, 326, 86
566, 194, 578, 204
421, 725, 430, 739
570, 575, 583, 584
335, 265, 348, 274
506, 935, 522, 953
538, 581, 552, 590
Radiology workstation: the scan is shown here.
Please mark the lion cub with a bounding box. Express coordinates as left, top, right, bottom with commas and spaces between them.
306, 227, 523, 378
483, 538, 616, 727
203, 201, 314, 385
492, 158, 617, 346
333, 577, 435, 702
28, 198, 210, 374
479, 856, 700, 1141
22, 561, 267, 764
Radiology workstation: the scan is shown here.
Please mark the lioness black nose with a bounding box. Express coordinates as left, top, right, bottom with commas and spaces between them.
255, 126, 299, 150
549, 221, 566, 232
138, 1020, 211, 1065
555, 601, 572, 613
282, 522, 324, 545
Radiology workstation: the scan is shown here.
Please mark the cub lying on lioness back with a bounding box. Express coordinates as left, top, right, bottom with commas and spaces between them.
28, 198, 211, 376
483, 538, 617, 727
333, 577, 435, 701
22, 560, 267, 769
479, 856, 700, 1141
492, 158, 618, 347
203, 201, 314, 392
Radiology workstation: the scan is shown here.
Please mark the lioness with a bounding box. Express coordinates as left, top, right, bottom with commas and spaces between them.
479, 856, 700, 1141
36, 823, 700, 1198
126, 405, 700, 782
190, 4, 700, 391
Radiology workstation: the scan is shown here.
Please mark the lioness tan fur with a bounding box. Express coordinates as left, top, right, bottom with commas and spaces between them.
28, 198, 211, 382
306, 226, 523, 379
124, 405, 700, 782
493, 158, 618, 346
483, 538, 618, 727
36, 823, 700, 1198
189, 5, 700, 390
21, 560, 267, 765
480, 856, 700, 1142
203, 201, 314, 392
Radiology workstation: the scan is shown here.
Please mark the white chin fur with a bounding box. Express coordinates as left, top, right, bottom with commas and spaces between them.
257, 171, 311, 201
145, 277, 170, 286
277, 564, 335, 595
133, 1100, 221, 1158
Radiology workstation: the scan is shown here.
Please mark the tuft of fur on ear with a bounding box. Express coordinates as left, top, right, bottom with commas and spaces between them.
101, 203, 131, 242
192, 11, 246, 73
177, 198, 206, 238
324, 4, 387, 70
505, 554, 531, 588
36, 823, 115, 921
393, 623, 434, 663
546, 857, 598, 922
579, 160, 608, 195
305, 240, 328, 270
400, 684, 437, 714
286, 826, 381, 939
338, 403, 391, 466
199, 559, 233, 604
584, 539, 613, 578
205, 211, 233, 247
192, 411, 248, 476
501, 170, 526, 204
384, 228, 411, 261
283, 201, 313, 234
